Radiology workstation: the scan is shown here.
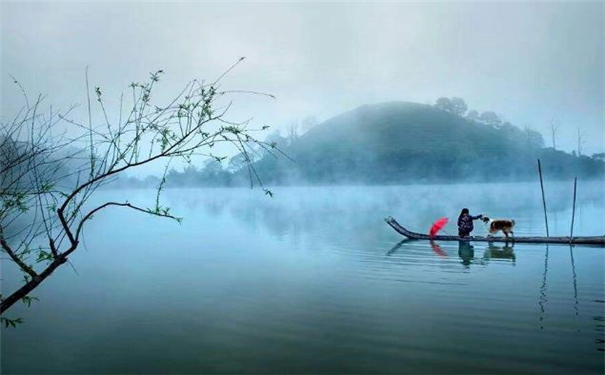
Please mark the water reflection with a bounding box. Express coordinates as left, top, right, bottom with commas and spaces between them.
457, 240, 475, 266
594, 314, 605, 352
430, 240, 448, 258
152, 184, 605, 361
453, 240, 514, 267
569, 246, 579, 317
483, 243, 516, 263
539, 245, 549, 330
391, 239, 519, 268
4, 185, 603, 374
384, 239, 415, 256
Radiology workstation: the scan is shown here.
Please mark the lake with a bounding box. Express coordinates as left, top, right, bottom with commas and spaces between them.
2, 182, 604, 374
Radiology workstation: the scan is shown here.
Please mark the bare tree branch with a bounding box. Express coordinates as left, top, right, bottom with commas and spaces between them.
1, 63, 277, 316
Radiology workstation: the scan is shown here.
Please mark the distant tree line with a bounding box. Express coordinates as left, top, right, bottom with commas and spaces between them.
434, 96, 545, 147
432, 96, 603, 160
156, 116, 318, 188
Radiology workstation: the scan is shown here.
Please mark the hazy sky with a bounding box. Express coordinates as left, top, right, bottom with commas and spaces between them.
2, 1, 603, 174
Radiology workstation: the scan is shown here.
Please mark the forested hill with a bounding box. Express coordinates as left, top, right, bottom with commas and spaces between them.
248, 101, 604, 184
157, 101, 604, 187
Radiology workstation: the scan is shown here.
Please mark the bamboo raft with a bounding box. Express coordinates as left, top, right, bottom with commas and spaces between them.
384, 217, 605, 246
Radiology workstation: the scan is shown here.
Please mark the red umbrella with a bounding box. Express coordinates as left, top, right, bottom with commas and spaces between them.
429, 217, 449, 238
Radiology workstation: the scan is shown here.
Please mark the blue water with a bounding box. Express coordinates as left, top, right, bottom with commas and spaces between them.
2, 182, 604, 374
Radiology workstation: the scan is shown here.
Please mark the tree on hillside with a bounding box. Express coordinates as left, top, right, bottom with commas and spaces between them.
202, 159, 224, 176
449, 97, 468, 117
466, 109, 479, 122
523, 126, 545, 149
434, 97, 453, 113
166, 164, 201, 186
434, 97, 467, 117
498, 121, 519, 136
0, 62, 277, 320
479, 111, 502, 127
226, 130, 288, 175
227, 152, 248, 173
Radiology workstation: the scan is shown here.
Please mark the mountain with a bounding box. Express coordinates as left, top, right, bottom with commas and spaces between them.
251, 101, 604, 184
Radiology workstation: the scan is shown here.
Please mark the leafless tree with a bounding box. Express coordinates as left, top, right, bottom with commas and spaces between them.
0, 91, 84, 326
577, 127, 586, 156
549, 119, 560, 149
0, 60, 278, 322
287, 121, 299, 145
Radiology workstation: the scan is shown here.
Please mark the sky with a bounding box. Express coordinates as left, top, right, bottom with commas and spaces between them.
1, 1, 603, 175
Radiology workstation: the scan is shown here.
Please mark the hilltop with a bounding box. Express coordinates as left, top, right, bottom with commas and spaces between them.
249, 101, 603, 184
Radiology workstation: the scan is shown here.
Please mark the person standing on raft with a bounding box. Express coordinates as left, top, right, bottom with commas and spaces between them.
457, 208, 483, 238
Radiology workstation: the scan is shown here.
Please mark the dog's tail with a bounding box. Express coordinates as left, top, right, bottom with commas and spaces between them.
511, 219, 516, 227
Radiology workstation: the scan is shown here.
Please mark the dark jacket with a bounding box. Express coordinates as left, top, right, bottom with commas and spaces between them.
458, 213, 482, 233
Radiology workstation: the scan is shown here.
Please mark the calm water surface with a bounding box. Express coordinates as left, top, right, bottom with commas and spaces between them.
2, 182, 604, 374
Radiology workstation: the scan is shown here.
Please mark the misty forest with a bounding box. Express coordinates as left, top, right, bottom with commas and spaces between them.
1, 2, 604, 375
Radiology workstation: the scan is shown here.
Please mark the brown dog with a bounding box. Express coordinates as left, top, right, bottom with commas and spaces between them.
482, 216, 515, 238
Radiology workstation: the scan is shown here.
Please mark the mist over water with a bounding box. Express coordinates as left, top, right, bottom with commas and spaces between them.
2, 2, 604, 374
2, 182, 604, 374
